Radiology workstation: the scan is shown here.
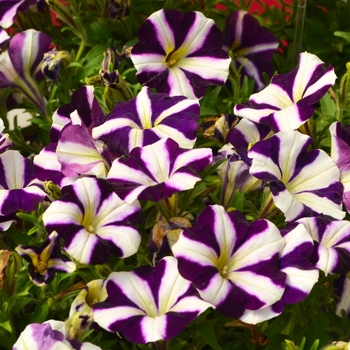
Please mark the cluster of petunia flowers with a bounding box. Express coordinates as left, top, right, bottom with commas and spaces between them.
5, 6, 350, 349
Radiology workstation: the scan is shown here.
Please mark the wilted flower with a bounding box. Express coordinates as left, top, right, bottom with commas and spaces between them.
16, 231, 76, 286
131, 9, 230, 100
93, 256, 213, 344
234, 52, 337, 131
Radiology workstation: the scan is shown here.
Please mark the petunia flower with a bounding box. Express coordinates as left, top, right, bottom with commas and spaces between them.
0, 0, 37, 29
222, 10, 279, 91
13, 321, 101, 350
43, 177, 141, 264
0, 29, 9, 47
215, 143, 262, 208
297, 216, 350, 275
0, 29, 51, 113
248, 130, 345, 222
334, 275, 350, 317
240, 223, 318, 323
92, 86, 200, 155
34, 86, 108, 185
330, 121, 350, 213
131, 9, 231, 100
234, 52, 337, 132
69, 279, 107, 330
15, 231, 76, 286
107, 137, 212, 203
172, 204, 286, 319
93, 256, 213, 344
0, 150, 46, 216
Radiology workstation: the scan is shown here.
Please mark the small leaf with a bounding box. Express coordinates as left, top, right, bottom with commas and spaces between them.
0, 321, 12, 333
197, 322, 221, 350
334, 31, 350, 42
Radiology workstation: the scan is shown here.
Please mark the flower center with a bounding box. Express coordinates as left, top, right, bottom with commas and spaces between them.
165, 49, 184, 68
87, 224, 95, 233
36, 260, 47, 275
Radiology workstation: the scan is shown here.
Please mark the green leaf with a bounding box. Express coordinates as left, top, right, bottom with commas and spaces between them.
320, 93, 336, 116
29, 304, 49, 324
0, 321, 12, 333
197, 322, 221, 350
334, 31, 350, 43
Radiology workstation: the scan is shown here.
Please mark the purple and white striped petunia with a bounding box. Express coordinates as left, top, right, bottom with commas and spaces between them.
330, 121, 350, 213
42, 177, 141, 264
0, 0, 37, 29
215, 143, 262, 208
13, 321, 102, 350
0, 150, 46, 216
0, 29, 51, 112
240, 223, 318, 323
234, 52, 337, 131
334, 275, 350, 317
93, 256, 213, 344
172, 204, 286, 319
15, 231, 76, 286
92, 86, 200, 155
0, 29, 9, 47
297, 216, 350, 275
131, 9, 231, 100
248, 131, 345, 222
69, 279, 107, 331
107, 138, 212, 203
223, 10, 279, 91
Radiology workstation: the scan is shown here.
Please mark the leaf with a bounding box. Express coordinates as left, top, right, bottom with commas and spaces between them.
29, 304, 49, 324
320, 93, 336, 116
334, 31, 350, 43
0, 321, 12, 333
197, 322, 221, 350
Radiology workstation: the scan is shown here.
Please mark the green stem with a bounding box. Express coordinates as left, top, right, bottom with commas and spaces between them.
75, 38, 86, 63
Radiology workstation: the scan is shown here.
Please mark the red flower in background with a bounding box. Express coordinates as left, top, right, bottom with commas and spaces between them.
216, 0, 292, 14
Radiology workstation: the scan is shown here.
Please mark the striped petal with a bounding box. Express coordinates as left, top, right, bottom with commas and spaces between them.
249, 131, 345, 221
172, 205, 285, 320
93, 256, 212, 343
42, 177, 141, 264
107, 138, 212, 203
92, 86, 199, 155
234, 52, 336, 131
131, 9, 230, 99
223, 10, 279, 91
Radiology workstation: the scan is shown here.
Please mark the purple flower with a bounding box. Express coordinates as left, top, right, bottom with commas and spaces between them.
248, 131, 344, 222
223, 10, 279, 91
240, 223, 318, 323
298, 216, 350, 275
0, 0, 37, 29
107, 138, 212, 203
93, 256, 213, 344
0, 29, 51, 113
43, 177, 141, 264
0, 150, 46, 216
13, 321, 101, 350
234, 52, 337, 132
330, 121, 350, 213
92, 86, 200, 155
15, 231, 76, 286
131, 9, 230, 100
172, 204, 286, 319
